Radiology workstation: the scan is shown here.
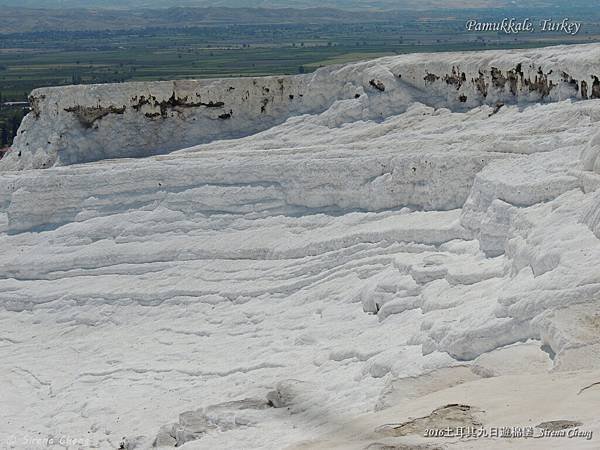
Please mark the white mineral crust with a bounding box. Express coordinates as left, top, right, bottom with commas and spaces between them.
0, 44, 599, 449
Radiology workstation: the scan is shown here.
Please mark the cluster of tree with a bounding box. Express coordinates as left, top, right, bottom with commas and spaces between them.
0, 93, 26, 148
0, 118, 21, 147
1, 128, 9, 147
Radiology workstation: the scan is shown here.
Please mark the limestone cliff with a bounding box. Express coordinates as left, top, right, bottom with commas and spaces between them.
4, 43, 600, 170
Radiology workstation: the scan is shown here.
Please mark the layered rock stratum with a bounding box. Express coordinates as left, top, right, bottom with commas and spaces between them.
0, 44, 599, 449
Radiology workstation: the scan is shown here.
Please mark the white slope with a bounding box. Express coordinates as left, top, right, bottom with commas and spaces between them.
1, 45, 600, 449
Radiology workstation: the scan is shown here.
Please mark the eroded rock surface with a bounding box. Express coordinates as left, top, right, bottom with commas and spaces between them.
376, 404, 483, 437
5, 44, 600, 170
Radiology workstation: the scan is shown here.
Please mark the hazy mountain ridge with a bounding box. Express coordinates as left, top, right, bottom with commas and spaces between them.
1, 3, 596, 34
0, 0, 590, 11
0, 6, 415, 34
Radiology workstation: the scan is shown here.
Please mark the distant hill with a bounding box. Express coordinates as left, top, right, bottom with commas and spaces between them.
1, 1, 596, 34
0, 6, 415, 33
0, 0, 586, 11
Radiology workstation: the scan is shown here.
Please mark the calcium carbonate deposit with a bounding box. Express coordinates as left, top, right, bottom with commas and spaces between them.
1, 44, 599, 449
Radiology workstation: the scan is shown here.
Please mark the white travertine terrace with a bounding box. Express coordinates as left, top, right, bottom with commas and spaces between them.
4, 43, 600, 171
1, 44, 600, 449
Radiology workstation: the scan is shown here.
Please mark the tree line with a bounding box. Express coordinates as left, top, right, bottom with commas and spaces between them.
0, 91, 27, 148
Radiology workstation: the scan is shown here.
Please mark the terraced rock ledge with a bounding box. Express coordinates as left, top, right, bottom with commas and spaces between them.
0, 44, 599, 449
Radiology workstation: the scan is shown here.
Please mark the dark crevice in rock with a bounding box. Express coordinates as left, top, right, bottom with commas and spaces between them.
369, 79, 386, 91
423, 72, 439, 84
462, 65, 567, 101
561, 71, 579, 92
277, 78, 285, 93
540, 343, 556, 360
260, 98, 269, 113
581, 80, 589, 99
592, 76, 600, 99
488, 101, 504, 117
64, 105, 126, 128
473, 71, 488, 98
523, 67, 554, 98
131, 94, 155, 111
201, 101, 225, 108
443, 66, 466, 89
28, 94, 44, 118
506, 69, 519, 95
131, 92, 225, 118
491, 67, 507, 89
